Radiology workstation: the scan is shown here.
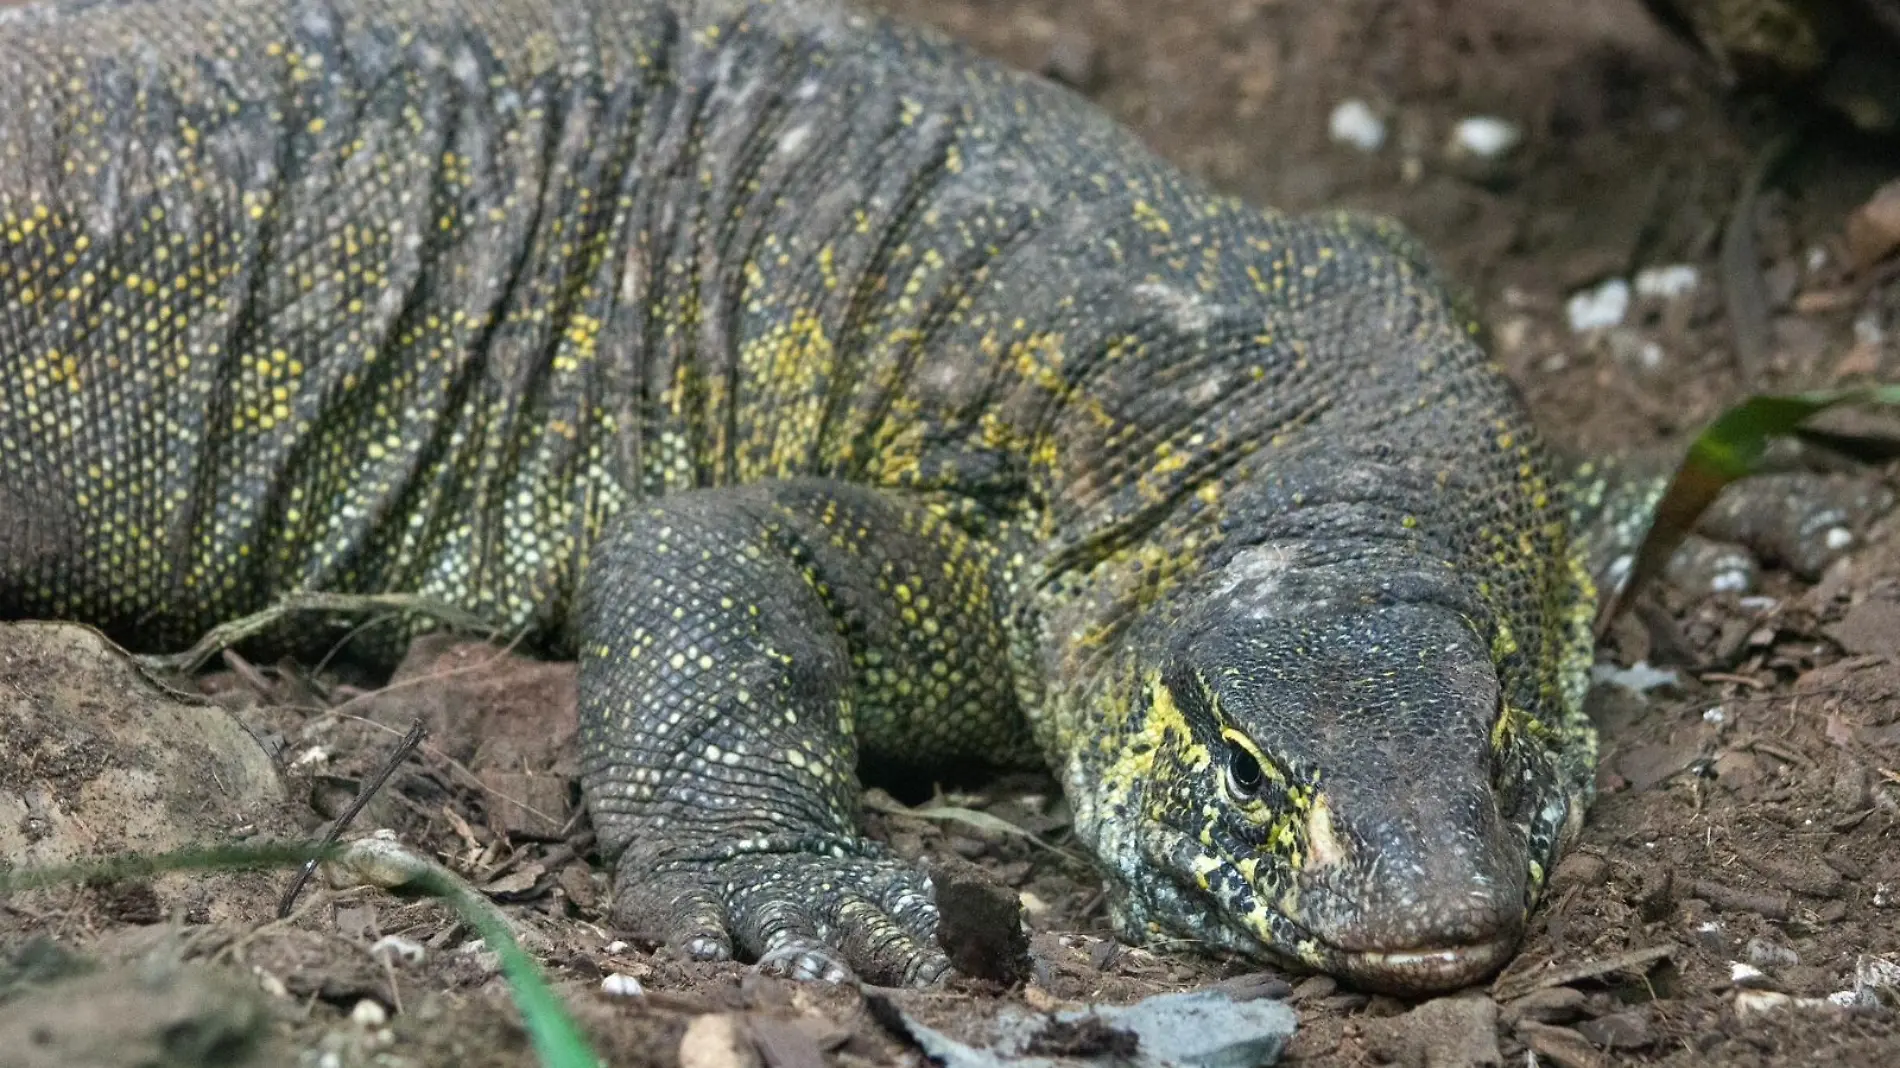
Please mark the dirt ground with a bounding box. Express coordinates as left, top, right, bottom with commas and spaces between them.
4, 0, 1900, 1066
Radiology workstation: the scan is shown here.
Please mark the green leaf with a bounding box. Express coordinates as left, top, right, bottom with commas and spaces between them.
1597, 385, 1900, 635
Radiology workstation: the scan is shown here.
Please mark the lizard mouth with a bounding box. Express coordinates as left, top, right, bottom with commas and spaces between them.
1325, 935, 1519, 994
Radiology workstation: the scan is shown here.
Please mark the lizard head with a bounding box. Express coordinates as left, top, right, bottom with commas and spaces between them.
1082, 550, 1584, 994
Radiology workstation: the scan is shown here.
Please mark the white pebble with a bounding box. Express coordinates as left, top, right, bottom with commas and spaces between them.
1448, 115, 1521, 159
1710, 569, 1751, 593
1634, 264, 1700, 300
604, 939, 630, 953
1703, 706, 1726, 724
351, 999, 389, 1027
1605, 553, 1634, 590
1853, 312, 1886, 347
1826, 527, 1854, 551
369, 935, 426, 967
601, 973, 646, 997
1566, 278, 1630, 333
1730, 962, 1771, 988
1857, 955, 1900, 992
1328, 99, 1386, 152
1590, 660, 1678, 694
1734, 989, 1793, 1017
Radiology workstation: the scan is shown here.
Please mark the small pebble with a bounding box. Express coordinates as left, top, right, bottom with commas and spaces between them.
1041, 26, 1101, 91
1552, 851, 1609, 889
1328, 99, 1386, 152
1590, 660, 1678, 694
1577, 1009, 1654, 1050
1447, 115, 1521, 159
1566, 278, 1630, 332
369, 935, 426, 967
1730, 962, 1773, 989
1853, 311, 1887, 347
350, 1000, 389, 1027
1857, 955, 1900, 996
1633, 264, 1700, 300
1735, 990, 1794, 1018
1745, 938, 1800, 968
1826, 527, 1855, 551
601, 973, 646, 997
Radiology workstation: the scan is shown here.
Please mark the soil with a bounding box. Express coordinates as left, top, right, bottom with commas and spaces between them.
4, 1, 1900, 1066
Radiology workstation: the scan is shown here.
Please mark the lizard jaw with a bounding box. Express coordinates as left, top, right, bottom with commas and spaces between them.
1323, 935, 1519, 994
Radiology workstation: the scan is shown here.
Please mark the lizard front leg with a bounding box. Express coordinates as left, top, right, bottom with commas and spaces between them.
576, 479, 1032, 985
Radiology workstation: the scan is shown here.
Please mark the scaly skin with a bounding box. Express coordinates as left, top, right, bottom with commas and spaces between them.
2, 0, 1599, 992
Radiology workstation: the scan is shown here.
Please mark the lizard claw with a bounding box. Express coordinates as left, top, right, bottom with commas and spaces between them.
612, 845, 950, 986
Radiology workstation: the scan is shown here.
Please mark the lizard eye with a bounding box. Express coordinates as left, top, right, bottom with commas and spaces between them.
1224, 742, 1265, 799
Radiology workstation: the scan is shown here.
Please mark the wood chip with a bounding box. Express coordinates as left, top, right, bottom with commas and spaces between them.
1517, 1021, 1614, 1068
1492, 944, 1674, 1002
1845, 178, 1900, 274
1691, 878, 1792, 920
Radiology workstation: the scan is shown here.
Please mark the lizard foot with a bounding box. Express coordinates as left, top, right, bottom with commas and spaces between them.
612, 841, 949, 986
1694, 470, 1894, 582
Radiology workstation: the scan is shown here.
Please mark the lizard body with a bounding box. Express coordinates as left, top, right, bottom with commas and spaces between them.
1, 0, 1600, 991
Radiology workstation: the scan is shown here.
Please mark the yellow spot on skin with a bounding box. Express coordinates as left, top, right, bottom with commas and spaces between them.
1304, 795, 1344, 869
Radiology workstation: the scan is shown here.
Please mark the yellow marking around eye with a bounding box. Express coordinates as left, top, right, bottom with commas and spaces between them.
1217, 726, 1284, 786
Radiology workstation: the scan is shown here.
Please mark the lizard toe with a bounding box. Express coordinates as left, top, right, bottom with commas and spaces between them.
726, 852, 949, 986
610, 850, 736, 964
613, 845, 949, 986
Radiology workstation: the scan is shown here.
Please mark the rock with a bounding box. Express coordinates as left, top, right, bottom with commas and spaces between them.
370, 633, 579, 773
1327, 99, 1386, 153
1515, 1021, 1612, 1068
930, 854, 1031, 985
1362, 995, 1500, 1068
1826, 595, 1900, 657
0, 950, 271, 1067
1040, 27, 1102, 93
0, 622, 290, 924
680, 1014, 763, 1068
1744, 938, 1800, 969
873, 987, 1295, 1068
1730, 962, 1774, 990
1550, 852, 1610, 891
1503, 986, 1589, 1025
1576, 1009, 1654, 1050
478, 768, 574, 840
